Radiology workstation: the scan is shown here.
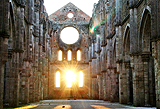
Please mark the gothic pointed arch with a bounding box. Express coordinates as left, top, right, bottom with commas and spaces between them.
3, 1, 16, 105
139, 7, 156, 106
55, 69, 61, 88
8, 1, 16, 50
67, 49, 72, 61
58, 49, 63, 61
139, 8, 151, 52
122, 24, 133, 104
113, 38, 117, 68
76, 49, 81, 61
123, 24, 130, 61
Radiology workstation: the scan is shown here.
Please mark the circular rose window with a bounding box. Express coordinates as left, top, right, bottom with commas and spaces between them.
60, 27, 79, 44
67, 12, 74, 18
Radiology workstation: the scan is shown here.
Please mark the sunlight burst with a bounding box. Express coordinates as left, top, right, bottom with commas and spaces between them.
66, 70, 76, 87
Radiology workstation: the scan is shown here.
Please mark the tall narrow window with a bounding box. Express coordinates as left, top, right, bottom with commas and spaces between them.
79, 71, 83, 87
68, 50, 72, 61
56, 71, 60, 87
77, 50, 81, 61
58, 50, 62, 61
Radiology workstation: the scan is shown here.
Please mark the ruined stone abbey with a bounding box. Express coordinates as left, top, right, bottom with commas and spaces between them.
0, 0, 160, 108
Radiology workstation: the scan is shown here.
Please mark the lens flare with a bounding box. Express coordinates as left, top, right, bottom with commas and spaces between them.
90, 27, 95, 33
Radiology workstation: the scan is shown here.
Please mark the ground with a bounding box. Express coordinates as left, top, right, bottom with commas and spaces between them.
9, 100, 156, 109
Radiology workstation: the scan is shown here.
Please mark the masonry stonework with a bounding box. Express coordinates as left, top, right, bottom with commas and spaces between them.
0, 0, 160, 109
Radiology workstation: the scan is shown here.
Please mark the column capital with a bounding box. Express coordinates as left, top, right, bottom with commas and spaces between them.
141, 52, 151, 62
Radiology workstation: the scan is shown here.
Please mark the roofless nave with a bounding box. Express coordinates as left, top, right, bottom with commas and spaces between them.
0, 0, 160, 109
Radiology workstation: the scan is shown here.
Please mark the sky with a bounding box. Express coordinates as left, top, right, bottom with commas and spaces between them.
44, 0, 99, 17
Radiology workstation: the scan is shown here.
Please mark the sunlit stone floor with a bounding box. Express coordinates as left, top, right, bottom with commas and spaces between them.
16, 100, 156, 109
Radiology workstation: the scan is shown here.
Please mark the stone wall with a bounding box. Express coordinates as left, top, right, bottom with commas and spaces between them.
0, 0, 52, 108
89, 0, 160, 108
48, 2, 90, 99
0, 0, 160, 109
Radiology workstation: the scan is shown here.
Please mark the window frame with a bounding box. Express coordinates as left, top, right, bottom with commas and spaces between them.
79, 71, 83, 87
67, 50, 72, 61
56, 71, 61, 88
77, 50, 81, 61
58, 50, 63, 61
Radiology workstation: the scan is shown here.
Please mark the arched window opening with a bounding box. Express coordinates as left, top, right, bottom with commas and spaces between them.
79, 71, 83, 87
58, 50, 62, 61
66, 70, 76, 87
77, 50, 81, 61
67, 12, 74, 18
56, 71, 60, 87
68, 50, 72, 61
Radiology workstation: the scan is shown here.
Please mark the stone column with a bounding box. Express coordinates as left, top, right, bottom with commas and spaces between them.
115, 23, 123, 104
33, 37, 39, 102
151, 1, 160, 108
101, 44, 107, 101
97, 74, 103, 100
89, 61, 92, 98
0, 63, 4, 109
0, 0, 10, 108
20, 61, 30, 104
152, 41, 160, 109
96, 33, 102, 100
29, 70, 35, 103
99, 24, 106, 100
109, 67, 119, 102
91, 36, 98, 99
119, 61, 128, 104
102, 73, 107, 100
92, 59, 98, 99
88, 41, 92, 98
131, 55, 145, 106
125, 61, 132, 104
96, 54, 102, 100
39, 46, 43, 100
34, 1, 41, 101
3, 50, 12, 106
141, 52, 151, 106
8, 52, 20, 107
129, 5, 141, 106
0, 37, 8, 109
